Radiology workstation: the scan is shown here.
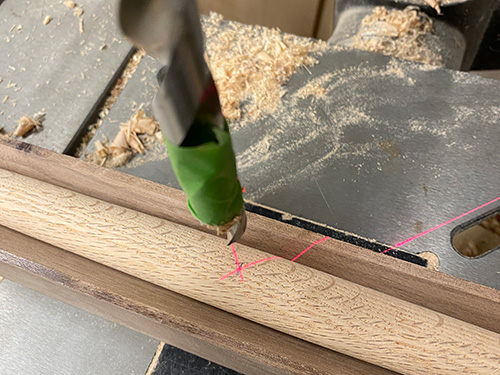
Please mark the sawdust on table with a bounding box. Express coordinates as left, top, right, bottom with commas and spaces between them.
418, 251, 439, 270
351, 6, 443, 67
203, 12, 327, 123
85, 109, 163, 168
63, 1, 76, 9
232, 54, 477, 201
295, 73, 334, 100
74, 49, 145, 157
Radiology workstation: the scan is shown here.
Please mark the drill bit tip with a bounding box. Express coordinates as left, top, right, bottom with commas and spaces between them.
227, 209, 247, 245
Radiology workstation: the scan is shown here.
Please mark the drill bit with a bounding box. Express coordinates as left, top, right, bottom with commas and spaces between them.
119, 0, 246, 244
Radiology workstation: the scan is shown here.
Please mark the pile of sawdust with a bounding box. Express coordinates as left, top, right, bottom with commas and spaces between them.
203, 13, 326, 121
86, 109, 162, 168
351, 6, 443, 66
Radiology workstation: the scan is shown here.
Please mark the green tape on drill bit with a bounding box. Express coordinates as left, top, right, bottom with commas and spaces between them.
164, 127, 244, 227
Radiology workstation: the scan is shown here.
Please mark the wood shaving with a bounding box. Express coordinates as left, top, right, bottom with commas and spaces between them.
155, 131, 164, 142
351, 6, 443, 66
413, 0, 461, 12
86, 110, 160, 168
74, 6, 84, 17
79, 18, 84, 35
132, 114, 159, 135
203, 13, 326, 122
109, 129, 129, 155
66, 4, 84, 34
13, 113, 45, 137
424, 0, 442, 14
74, 50, 145, 157
43, 16, 52, 25
63, 0, 76, 9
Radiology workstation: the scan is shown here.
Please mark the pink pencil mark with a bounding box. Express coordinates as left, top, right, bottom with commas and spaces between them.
231, 243, 244, 282
382, 195, 500, 254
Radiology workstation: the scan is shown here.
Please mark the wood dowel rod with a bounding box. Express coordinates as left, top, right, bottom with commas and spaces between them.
0, 168, 499, 375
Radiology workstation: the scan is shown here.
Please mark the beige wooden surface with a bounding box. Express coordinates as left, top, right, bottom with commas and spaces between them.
198, 0, 321, 37
1, 168, 499, 375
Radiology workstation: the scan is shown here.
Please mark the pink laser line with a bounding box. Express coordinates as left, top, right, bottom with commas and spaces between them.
291, 236, 330, 262
231, 243, 245, 282
220, 236, 330, 281
222, 196, 500, 281
382, 195, 500, 254
219, 256, 282, 281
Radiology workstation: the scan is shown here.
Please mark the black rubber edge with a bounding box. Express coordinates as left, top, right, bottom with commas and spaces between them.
245, 202, 428, 267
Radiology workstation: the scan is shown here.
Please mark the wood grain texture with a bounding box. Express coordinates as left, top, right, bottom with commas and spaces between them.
0, 226, 394, 375
0, 137, 499, 338
0, 169, 499, 375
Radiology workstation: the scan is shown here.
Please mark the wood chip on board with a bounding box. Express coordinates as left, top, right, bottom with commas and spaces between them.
13, 113, 45, 137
